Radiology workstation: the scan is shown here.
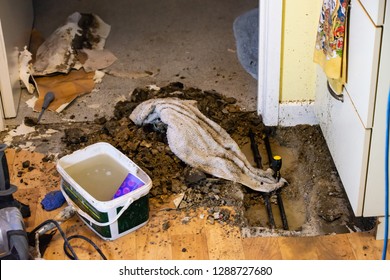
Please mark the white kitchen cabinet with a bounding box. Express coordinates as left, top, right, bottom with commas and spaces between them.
345, 0, 382, 128
316, 78, 371, 215
359, 0, 386, 25
365, 2, 390, 218
315, 0, 390, 236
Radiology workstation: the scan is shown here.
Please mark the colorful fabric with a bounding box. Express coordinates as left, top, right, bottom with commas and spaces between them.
113, 173, 144, 199
314, 0, 349, 94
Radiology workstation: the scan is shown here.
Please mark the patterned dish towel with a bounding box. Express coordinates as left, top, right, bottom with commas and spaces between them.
314, 0, 349, 95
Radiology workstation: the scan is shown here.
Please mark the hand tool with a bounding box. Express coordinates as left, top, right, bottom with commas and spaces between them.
0, 207, 29, 260
0, 144, 30, 217
35, 205, 76, 236
0, 144, 30, 260
37, 91, 55, 124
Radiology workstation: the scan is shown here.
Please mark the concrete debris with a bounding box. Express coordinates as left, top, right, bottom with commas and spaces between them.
146, 85, 161, 91
181, 216, 191, 224
207, 215, 215, 225
184, 167, 206, 184
93, 70, 106, 84
318, 209, 343, 223
3, 123, 36, 146
18, 142, 35, 152
18, 47, 35, 93
173, 193, 185, 208
103, 69, 156, 79
33, 12, 111, 75
8, 123, 36, 137
81, 49, 117, 73
26, 96, 38, 109
162, 221, 170, 231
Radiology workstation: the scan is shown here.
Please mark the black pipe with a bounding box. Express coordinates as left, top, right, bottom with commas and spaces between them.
248, 130, 275, 228
261, 132, 289, 230
248, 129, 263, 169
262, 132, 273, 165
263, 193, 275, 229
276, 190, 289, 230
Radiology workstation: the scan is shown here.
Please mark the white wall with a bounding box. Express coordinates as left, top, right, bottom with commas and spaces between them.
0, 0, 33, 120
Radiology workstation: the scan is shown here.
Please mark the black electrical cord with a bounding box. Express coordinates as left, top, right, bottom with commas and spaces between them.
30, 219, 107, 260
64, 235, 107, 260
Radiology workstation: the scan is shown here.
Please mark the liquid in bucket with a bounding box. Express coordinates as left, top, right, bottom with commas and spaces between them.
64, 154, 131, 201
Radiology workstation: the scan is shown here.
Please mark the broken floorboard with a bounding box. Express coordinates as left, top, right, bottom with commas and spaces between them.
6, 148, 389, 260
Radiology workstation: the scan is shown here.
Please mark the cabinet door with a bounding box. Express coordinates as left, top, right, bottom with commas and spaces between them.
364, 0, 390, 217
359, 0, 386, 25
0, 0, 33, 118
315, 71, 371, 216
344, 0, 382, 129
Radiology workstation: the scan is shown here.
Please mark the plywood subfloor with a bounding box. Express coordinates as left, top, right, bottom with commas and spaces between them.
6, 149, 389, 260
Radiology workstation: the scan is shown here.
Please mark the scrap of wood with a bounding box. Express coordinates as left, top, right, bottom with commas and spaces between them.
33, 69, 95, 113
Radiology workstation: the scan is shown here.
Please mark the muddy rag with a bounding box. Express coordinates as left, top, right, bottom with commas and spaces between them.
313, 0, 349, 95
130, 98, 286, 193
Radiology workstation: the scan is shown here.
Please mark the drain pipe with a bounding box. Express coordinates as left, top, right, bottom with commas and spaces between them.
262, 130, 289, 230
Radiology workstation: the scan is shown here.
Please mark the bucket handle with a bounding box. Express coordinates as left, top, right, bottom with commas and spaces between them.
62, 190, 134, 227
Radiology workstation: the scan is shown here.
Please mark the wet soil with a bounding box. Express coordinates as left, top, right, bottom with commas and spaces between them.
1, 82, 376, 237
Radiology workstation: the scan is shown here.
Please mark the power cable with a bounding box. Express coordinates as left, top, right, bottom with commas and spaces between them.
30, 219, 107, 260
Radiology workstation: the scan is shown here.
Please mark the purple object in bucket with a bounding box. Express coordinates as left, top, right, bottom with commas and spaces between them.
113, 173, 144, 199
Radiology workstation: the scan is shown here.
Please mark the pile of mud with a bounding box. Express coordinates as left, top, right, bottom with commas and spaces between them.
59, 82, 375, 236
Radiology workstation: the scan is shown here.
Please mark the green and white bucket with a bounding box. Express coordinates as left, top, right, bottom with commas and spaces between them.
56, 142, 152, 240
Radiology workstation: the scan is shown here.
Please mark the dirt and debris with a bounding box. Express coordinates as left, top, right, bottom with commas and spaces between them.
1, 82, 376, 237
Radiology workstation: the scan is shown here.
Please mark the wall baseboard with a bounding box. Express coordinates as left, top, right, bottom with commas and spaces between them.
278, 101, 318, 127
257, 0, 282, 126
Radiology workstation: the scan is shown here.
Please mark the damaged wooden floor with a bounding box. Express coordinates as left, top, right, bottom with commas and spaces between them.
7, 149, 389, 260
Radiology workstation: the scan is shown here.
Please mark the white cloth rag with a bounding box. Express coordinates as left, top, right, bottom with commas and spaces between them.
130, 98, 286, 192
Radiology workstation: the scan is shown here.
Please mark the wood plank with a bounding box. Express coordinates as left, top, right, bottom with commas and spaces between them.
170, 233, 209, 260
278, 236, 319, 260
313, 234, 355, 260
205, 222, 245, 260
4, 147, 16, 177
135, 221, 172, 260
347, 231, 389, 260
4, 148, 390, 261
242, 236, 283, 260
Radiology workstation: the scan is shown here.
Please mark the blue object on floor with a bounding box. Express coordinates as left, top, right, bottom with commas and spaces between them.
233, 8, 259, 80
41, 190, 65, 211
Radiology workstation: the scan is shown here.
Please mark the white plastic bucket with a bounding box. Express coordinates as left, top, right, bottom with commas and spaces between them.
56, 142, 152, 240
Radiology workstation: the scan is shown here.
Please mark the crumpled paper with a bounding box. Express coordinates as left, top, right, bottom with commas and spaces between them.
33, 12, 114, 76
